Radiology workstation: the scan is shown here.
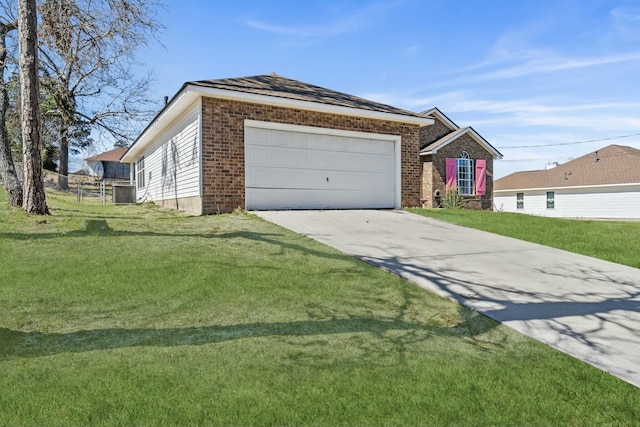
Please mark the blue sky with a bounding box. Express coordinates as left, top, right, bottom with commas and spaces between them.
126, 0, 640, 178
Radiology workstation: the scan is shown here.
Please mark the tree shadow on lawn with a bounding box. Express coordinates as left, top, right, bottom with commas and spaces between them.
358, 253, 640, 359
0, 310, 497, 360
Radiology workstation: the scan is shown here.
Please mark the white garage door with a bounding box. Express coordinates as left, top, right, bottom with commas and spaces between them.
245, 121, 400, 210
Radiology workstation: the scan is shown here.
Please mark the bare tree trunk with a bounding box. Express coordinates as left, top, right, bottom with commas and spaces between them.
18, 0, 48, 214
57, 125, 68, 189
0, 21, 22, 207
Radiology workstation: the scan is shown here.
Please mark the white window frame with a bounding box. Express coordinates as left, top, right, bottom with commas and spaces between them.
546, 191, 555, 209
136, 156, 145, 189
456, 151, 474, 196
517, 192, 524, 209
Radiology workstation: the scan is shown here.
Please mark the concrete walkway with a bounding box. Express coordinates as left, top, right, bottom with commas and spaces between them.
256, 210, 640, 388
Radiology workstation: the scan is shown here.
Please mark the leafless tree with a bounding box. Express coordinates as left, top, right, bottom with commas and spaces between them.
38, 0, 163, 189
18, 0, 48, 214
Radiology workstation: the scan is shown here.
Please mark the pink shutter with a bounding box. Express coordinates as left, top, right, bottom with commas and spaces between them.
445, 158, 457, 191
475, 159, 486, 195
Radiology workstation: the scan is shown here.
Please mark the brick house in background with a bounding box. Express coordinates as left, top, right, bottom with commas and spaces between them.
419, 108, 502, 210
121, 74, 434, 214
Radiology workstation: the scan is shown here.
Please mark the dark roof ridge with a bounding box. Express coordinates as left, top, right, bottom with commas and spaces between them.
187, 74, 425, 118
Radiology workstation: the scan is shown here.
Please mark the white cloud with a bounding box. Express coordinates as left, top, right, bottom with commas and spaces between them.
609, 7, 640, 41
472, 52, 640, 81
244, 1, 402, 39
610, 7, 640, 24
245, 18, 351, 38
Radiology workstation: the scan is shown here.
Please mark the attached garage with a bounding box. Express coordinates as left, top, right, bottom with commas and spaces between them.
121, 74, 433, 214
245, 121, 400, 210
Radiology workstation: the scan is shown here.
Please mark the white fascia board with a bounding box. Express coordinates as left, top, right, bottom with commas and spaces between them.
420, 127, 503, 159
192, 85, 434, 126
121, 87, 200, 163
420, 107, 459, 130
494, 182, 640, 193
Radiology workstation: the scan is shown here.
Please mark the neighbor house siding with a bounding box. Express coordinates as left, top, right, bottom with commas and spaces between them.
136, 102, 201, 211
200, 97, 421, 214
495, 185, 640, 219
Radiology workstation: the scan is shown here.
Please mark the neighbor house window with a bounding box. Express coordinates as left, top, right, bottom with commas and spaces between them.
517, 193, 524, 209
137, 156, 145, 188
547, 191, 555, 209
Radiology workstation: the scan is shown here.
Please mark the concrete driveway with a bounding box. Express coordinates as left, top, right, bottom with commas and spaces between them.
256, 209, 640, 388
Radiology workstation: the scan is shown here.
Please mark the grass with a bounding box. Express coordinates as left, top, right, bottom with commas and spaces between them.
408, 207, 640, 269
1, 190, 639, 426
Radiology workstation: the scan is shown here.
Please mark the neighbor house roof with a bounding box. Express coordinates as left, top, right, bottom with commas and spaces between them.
122, 74, 434, 162
85, 147, 128, 162
420, 127, 503, 159
494, 145, 640, 191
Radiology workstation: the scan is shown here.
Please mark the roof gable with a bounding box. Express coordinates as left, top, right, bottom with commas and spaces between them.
495, 145, 640, 190
420, 127, 503, 159
419, 107, 459, 131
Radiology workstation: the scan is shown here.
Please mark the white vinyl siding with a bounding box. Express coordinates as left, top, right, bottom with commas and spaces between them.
135, 102, 201, 202
495, 185, 640, 219
245, 121, 400, 210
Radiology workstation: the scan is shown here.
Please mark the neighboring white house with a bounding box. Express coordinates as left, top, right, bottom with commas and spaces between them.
494, 145, 640, 219
83, 147, 130, 179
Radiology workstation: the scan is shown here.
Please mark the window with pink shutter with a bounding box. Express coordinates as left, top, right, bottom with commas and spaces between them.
445, 158, 456, 191
475, 159, 486, 195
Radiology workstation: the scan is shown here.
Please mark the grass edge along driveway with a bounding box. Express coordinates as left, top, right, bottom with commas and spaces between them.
0, 190, 638, 426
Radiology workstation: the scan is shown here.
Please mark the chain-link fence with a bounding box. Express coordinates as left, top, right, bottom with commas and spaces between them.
2, 168, 135, 204
42, 170, 134, 204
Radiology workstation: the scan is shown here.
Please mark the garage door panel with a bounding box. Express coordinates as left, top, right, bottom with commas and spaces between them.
245, 124, 398, 210
248, 146, 394, 173
247, 188, 395, 210
247, 167, 394, 191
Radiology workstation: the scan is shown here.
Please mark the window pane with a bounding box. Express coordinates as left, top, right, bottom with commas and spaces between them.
547, 192, 555, 209
517, 193, 524, 209
137, 156, 145, 189
456, 158, 474, 196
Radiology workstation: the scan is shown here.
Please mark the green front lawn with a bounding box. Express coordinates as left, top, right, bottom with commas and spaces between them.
408, 208, 640, 269
1, 190, 639, 426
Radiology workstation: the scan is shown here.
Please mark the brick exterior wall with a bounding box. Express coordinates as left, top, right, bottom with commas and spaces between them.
200, 97, 422, 214
419, 117, 452, 150
423, 134, 495, 210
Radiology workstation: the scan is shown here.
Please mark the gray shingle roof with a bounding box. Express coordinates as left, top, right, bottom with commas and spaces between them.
494, 145, 640, 190
85, 147, 128, 162
188, 74, 425, 118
